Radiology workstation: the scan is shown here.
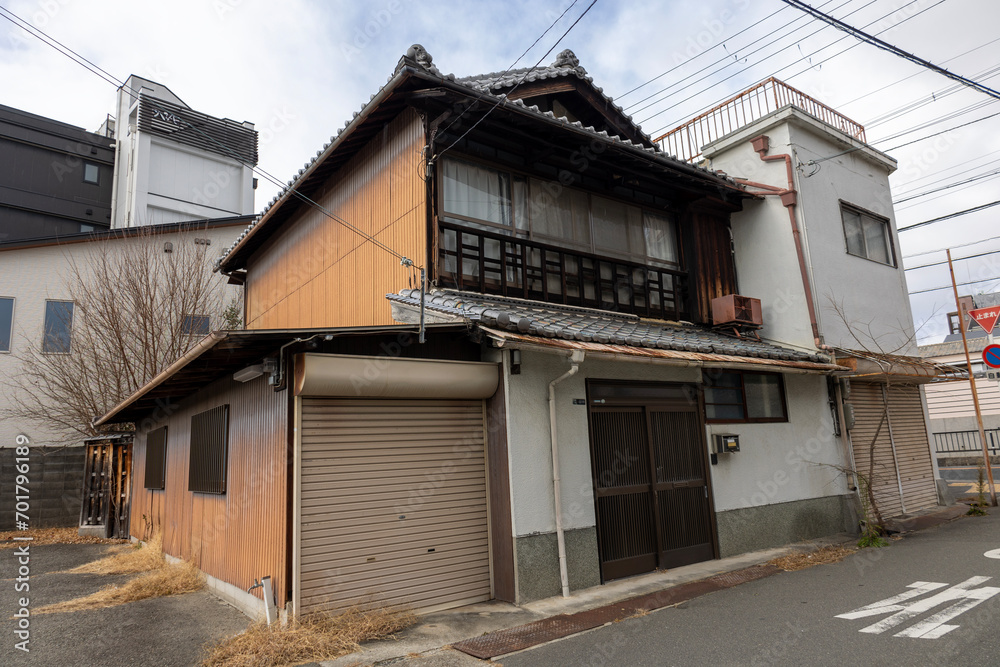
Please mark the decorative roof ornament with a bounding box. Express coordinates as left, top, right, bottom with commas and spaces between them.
405, 43, 440, 76
552, 49, 580, 70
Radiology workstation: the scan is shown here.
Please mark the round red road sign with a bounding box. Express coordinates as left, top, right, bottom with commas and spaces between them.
984, 344, 1000, 369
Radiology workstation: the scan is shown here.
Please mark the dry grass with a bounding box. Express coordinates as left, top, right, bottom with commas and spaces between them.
199, 606, 416, 667
768, 544, 856, 571
62, 533, 165, 574
34, 560, 205, 614
0, 527, 127, 549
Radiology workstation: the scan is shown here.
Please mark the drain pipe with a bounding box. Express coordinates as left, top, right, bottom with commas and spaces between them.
549, 349, 584, 598
745, 135, 824, 348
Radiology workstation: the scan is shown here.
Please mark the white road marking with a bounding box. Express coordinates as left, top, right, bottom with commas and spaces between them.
836, 577, 1000, 638
984, 549, 1000, 559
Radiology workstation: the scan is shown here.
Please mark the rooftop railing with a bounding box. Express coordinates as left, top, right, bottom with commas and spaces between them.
654, 77, 866, 162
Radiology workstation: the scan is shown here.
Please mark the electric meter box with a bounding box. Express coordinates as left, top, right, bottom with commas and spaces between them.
714, 434, 740, 453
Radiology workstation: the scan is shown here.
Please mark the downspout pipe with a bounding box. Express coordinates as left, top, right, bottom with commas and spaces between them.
744, 135, 825, 349
548, 349, 584, 598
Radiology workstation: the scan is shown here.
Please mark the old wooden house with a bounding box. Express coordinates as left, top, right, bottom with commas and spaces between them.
97, 46, 937, 619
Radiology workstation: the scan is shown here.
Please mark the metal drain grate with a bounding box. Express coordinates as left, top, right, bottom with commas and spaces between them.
708, 564, 781, 588
451, 564, 782, 659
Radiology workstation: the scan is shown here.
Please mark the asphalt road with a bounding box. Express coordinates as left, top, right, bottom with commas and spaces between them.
939, 464, 1000, 503
0, 541, 249, 667
501, 512, 1000, 666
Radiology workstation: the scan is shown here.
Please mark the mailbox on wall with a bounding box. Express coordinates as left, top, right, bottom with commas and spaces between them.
714, 434, 740, 453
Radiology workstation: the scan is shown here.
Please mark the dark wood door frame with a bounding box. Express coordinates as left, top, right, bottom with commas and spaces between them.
586, 380, 719, 583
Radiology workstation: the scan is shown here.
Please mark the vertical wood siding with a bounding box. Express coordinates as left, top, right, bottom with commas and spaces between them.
130, 374, 288, 606
686, 209, 736, 325
245, 109, 426, 329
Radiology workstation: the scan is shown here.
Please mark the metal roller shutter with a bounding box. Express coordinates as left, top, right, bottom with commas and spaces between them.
300, 398, 491, 615
848, 382, 904, 519
885, 385, 938, 513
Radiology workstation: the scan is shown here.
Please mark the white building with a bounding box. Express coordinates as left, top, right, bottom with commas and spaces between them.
110, 75, 257, 228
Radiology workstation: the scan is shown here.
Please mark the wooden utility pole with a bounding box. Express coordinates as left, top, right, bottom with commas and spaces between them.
948, 249, 997, 506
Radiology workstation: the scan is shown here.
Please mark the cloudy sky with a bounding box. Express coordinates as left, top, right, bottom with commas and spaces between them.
2, 0, 998, 344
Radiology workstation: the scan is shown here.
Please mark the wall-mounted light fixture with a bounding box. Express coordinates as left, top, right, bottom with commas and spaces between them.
163, 242, 173, 254
510, 349, 521, 375
233, 364, 264, 383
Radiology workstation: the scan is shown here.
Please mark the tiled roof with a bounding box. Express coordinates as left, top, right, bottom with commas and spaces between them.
919, 336, 992, 359
387, 289, 830, 364
456, 49, 656, 148
218, 46, 739, 269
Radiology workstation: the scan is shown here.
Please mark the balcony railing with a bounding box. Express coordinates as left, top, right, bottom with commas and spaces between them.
655, 77, 866, 163
438, 222, 688, 321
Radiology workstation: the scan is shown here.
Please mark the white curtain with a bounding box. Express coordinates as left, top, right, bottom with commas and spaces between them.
442, 159, 511, 227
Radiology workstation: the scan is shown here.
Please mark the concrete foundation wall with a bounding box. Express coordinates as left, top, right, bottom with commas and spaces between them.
715, 494, 857, 558
0, 446, 84, 529
513, 527, 601, 603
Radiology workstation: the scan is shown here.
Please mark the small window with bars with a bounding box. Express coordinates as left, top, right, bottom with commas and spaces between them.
188, 405, 229, 494
144, 426, 167, 490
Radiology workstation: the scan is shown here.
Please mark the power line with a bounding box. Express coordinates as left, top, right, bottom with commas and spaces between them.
0, 6, 414, 266
898, 200, 1000, 234
433, 0, 581, 141
631, 0, 865, 117
780, 0, 1000, 100
643, 0, 941, 132
838, 35, 1000, 110
904, 248, 1000, 271
893, 167, 1000, 204
909, 276, 1000, 296
434, 0, 598, 161
881, 109, 1000, 152
903, 235, 1000, 259
615, 4, 794, 101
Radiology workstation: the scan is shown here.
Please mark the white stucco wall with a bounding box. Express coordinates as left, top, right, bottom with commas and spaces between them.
503, 348, 850, 538
703, 107, 915, 355
0, 224, 245, 448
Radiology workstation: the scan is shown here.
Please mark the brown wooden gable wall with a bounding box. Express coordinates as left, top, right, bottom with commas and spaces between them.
685, 205, 737, 325
129, 373, 289, 606
245, 108, 426, 329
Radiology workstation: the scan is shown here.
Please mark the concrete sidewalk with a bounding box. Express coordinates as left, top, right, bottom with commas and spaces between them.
320, 503, 969, 666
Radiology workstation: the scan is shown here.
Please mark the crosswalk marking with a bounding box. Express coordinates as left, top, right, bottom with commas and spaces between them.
836, 577, 1000, 638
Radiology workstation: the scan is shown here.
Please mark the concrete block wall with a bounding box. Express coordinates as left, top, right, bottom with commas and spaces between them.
0, 446, 85, 530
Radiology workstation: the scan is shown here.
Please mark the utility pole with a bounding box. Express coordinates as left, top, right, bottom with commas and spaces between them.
948, 249, 997, 506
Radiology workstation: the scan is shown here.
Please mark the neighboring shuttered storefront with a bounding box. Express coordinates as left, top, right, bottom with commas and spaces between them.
848, 382, 937, 519
299, 398, 492, 614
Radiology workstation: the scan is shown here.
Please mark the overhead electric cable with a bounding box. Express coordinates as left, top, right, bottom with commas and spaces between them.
909, 277, 1000, 296
780, 0, 1000, 100
433, 0, 581, 140
615, 4, 794, 100
434, 0, 598, 161
893, 167, 1000, 205
903, 234, 1000, 259
904, 247, 1000, 270
897, 200, 1000, 233
643, 0, 941, 130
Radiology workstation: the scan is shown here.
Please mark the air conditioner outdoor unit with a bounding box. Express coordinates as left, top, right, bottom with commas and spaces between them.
712, 294, 763, 327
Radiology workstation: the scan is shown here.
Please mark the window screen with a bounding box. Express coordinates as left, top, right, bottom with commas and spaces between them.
144, 427, 167, 490
182, 314, 210, 336
188, 405, 229, 494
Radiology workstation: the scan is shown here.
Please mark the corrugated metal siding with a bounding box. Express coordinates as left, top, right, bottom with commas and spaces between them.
849, 382, 903, 518
886, 385, 938, 512
245, 109, 426, 329
129, 374, 288, 606
924, 379, 1000, 419
300, 398, 491, 615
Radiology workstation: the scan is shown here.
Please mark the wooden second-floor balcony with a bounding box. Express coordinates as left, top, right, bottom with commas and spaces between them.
437, 221, 688, 321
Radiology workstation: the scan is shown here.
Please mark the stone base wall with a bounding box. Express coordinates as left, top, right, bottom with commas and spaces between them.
715, 494, 858, 557
513, 527, 601, 603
